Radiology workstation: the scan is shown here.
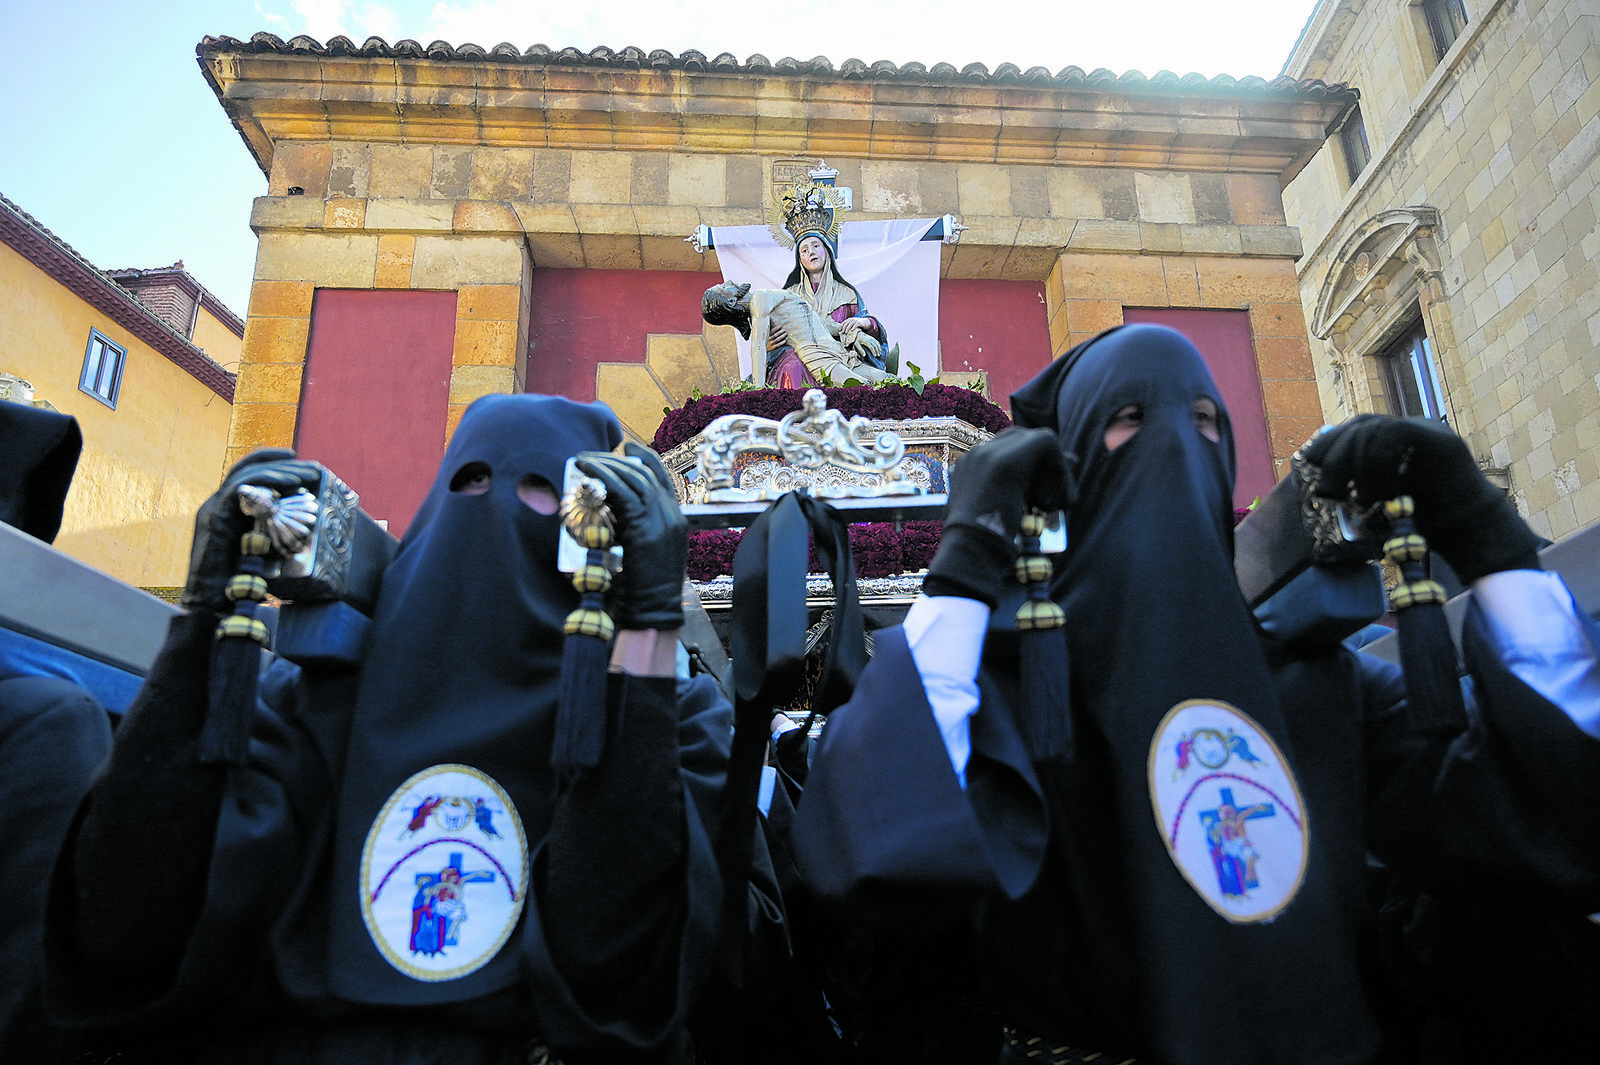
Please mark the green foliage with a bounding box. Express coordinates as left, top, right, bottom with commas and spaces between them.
883, 342, 902, 375
897, 360, 938, 396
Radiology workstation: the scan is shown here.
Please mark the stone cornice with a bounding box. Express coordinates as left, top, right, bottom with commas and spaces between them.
198, 34, 1356, 182
0, 195, 236, 401
1281, 0, 1359, 82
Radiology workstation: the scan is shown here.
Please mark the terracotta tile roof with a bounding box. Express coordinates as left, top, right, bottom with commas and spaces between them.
197, 33, 1356, 101
104, 263, 247, 340
0, 193, 236, 401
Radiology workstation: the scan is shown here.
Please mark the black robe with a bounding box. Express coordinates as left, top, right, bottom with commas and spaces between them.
46, 394, 748, 1064
793, 325, 1600, 1064
0, 677, 110, 1064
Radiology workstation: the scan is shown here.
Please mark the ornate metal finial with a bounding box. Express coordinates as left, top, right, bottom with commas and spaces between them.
1290, 434, 1388, 564
693, 389, 919, 503
809, 161, 838, 180
234, 468, 369, 604
559, 477, 616, 549
237, 485, 319, 558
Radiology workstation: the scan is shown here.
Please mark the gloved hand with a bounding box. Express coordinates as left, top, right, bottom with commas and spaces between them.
181, 450, 324, 613
1301, 413, 1542, 584
924, 427, 1068, 607
573, 443, 688, 631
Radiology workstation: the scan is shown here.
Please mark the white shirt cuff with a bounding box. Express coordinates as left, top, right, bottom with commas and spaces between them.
905, 595, 990, 786
1473, 570, 1600, 737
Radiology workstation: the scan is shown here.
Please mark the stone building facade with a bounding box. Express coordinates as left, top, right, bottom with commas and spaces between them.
1283, 0, 1600, 541
198, 33, 1354, 532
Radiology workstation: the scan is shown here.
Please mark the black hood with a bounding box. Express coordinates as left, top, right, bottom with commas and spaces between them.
0, 401, 81, 543
1012, 322, 1236, 562
997, 326, 1317, 1062
363, 392, 623, 706
321, 393, 624, 1007
1009, 322, 1270, 733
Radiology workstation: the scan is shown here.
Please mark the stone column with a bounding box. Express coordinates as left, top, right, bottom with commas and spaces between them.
228, 163, 530, 470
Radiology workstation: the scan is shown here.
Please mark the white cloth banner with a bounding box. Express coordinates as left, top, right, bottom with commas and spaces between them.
710, 218, 942, 382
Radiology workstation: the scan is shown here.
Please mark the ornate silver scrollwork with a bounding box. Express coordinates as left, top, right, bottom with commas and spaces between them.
238, 468, 363, 601
693, 389, 920, 503
1290, 441, 1388, 565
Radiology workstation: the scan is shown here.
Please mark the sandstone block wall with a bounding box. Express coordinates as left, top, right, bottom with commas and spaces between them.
1286, 0, 1600, 540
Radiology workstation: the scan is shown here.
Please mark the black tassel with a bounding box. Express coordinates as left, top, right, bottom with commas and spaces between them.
554, 517, 617, 781
199, 537, 271, 765
1015, 511, 1072, 760
1019, 627, 1071, 759
555, 624, 612, 781
1384, 497, 1466, 737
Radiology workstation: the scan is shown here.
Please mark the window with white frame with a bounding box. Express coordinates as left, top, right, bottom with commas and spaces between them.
80, 329, 126, 408
1377, 317, 1446, 420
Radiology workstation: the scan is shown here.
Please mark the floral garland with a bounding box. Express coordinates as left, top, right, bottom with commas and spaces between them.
690, 510, 1252, 580
688, 520, 944, 581
653, 382, 1011, 453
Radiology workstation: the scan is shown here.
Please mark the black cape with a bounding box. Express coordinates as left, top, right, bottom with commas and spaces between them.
48, 394, 734, 1064
796, 325, 1600, 1064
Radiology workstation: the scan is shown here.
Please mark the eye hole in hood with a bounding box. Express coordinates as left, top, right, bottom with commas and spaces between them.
450, 461, 492, 494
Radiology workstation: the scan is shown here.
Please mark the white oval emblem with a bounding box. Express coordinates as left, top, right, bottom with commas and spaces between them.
360, 764, 529, 981
1148, 700, 1308, 923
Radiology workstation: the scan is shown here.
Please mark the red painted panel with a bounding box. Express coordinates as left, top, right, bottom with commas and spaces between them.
938, 279, 1053, 413
297, 289, 457, 534
527, 269, 712, 400
1123, 307, 1275, 510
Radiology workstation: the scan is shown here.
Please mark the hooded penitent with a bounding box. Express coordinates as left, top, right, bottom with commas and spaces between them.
0, 402, 82, 543
51, 391, 733, 1061
321, 393, 623, 1003
989, 325, 1379, 1062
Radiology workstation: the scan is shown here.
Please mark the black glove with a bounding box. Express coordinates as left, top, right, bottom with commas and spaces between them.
1301, 414, 1542, 584
181, 450, 324, 613
573, 443, 688, 631
923, 427, 1068, 607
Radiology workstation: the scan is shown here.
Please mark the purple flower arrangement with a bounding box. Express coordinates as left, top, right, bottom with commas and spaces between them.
653, 382, 1011, 453
687, 520, 945, 581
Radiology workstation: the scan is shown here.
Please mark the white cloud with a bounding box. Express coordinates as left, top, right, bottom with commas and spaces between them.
253, 0, 407, 43
249, 0, 1315, 79
419, 0, 1311, 77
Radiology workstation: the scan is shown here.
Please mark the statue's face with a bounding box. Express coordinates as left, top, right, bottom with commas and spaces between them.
798, 236, 828, 275
702, 281, 753, 336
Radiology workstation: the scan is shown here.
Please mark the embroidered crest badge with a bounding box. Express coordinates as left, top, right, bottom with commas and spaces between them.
360, 764, 529, 981
1148, 700, 1308, 923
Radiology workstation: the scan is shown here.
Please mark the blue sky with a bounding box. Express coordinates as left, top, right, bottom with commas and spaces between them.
1, 1, 1322, 320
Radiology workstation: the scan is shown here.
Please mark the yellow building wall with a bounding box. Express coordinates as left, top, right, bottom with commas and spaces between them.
0, 239, 234, 586
191, 305, 244, 372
